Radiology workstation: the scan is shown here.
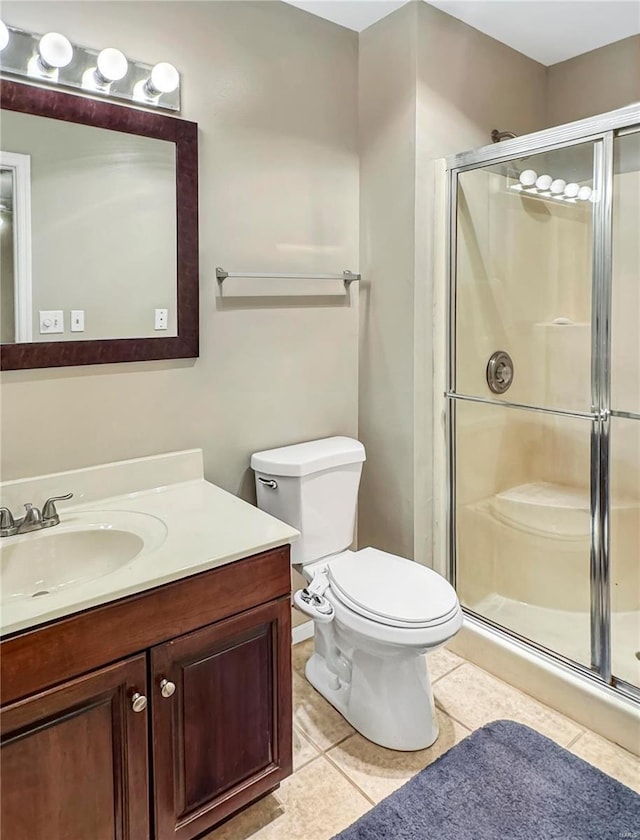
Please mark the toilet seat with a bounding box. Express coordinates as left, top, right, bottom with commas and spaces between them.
326, 547, 460, 629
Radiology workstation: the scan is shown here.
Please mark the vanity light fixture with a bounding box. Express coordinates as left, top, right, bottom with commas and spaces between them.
82, 47, 128, 91
0, 20, 9, 52
0, 24, 180, 111
39, 32, 73, 68
133, 62, 179, 102
29, 31, 73, 79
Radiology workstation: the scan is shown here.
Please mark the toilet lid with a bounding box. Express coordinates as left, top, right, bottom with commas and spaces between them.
327, 547, 459, 628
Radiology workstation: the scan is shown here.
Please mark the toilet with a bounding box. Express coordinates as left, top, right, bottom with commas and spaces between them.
251, 436, 463, 751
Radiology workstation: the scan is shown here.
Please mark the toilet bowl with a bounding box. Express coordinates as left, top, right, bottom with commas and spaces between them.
251, 437, 462, 751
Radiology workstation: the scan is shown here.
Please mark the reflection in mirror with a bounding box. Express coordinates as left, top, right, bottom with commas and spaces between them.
1, 166, 16, 342
1, 151, 31, 343
1, 111, 176, 344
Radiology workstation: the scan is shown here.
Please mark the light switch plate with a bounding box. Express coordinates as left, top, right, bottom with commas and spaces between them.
39, 310, 64, 334
155, 308, 168, 330
70, 310, 85, 332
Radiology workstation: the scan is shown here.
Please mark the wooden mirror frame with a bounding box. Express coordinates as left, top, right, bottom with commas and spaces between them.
0, 80, 198, 370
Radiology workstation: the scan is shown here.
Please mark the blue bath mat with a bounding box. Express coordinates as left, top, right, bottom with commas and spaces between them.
333, 719, 640, 840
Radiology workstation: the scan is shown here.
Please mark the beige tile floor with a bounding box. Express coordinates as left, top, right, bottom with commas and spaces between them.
207, 639, 640, 840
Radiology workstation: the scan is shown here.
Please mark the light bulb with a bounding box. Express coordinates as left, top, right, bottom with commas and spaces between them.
550, 179, 566, 194
578, 185, 592, 201
96, 47, 128, 83
134, 61, 180, 102
519, 169, 537, 187
148, 62, 179, 95
564, 183, 579, 198
0, 20, 9, 52
535, 174, 552, 191
38, 32, 73, 69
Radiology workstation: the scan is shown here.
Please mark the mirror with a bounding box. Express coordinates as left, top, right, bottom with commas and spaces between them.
0, 79, 198, 370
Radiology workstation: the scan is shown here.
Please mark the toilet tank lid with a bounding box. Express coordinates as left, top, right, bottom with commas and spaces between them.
251, 436, 365, 477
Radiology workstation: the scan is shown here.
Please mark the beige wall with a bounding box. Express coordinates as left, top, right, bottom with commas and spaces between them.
358, 0, 547, 566
358, 3, 418, 560
546, 35, 640, 127
0, 1, 359, 515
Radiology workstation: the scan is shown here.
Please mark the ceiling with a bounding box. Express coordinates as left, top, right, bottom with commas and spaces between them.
283, 0, 640, 65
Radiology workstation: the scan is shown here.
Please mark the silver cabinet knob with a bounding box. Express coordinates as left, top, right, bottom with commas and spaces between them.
160, 678, 176, 698
131, 692, 147, 713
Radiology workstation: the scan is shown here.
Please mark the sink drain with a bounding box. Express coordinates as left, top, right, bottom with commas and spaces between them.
32, 590, 49, 597
636, 652, 640, 662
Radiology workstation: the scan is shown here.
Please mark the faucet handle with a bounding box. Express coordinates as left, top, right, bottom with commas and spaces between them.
0, 507, 17, 537
42, 492, 74, 525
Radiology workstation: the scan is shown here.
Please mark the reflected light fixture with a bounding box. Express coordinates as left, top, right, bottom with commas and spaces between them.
82, 46, 128, 90
0, 20, 9, 52
515, 169, 595, 203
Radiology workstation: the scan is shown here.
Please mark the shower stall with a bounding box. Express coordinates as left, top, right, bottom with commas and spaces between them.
445, 104, 640, 702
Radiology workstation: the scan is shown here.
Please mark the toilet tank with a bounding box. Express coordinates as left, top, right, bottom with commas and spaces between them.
251, 437, 366, 567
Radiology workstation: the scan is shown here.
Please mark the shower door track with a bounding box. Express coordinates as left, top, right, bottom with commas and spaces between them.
444, 102, 640, 704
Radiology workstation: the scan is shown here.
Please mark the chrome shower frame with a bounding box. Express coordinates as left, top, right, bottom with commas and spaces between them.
444, 103, 640, 704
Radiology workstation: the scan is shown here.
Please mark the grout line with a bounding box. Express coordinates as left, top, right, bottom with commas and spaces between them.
431, 660, 465, 684
294, 726, 355, 756
566, 730, 586, 749
323, 750, 377, 807
435, 703, 476, 735
293, 725, 323, 770
329, 730, 357, 751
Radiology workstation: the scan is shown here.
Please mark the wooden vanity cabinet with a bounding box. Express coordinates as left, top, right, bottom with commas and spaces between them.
152, 599, 291, 840
1, 655, 150, 840
0, 546, 293, 840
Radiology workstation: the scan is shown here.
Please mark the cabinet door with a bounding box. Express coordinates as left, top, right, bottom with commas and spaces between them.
151, 597, 292, 840
0, 654, 150, 840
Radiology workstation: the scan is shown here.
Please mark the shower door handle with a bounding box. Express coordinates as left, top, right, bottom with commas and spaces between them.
486, 351, 514, 394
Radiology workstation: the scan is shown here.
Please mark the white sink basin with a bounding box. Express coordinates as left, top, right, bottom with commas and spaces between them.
0, 510, 167, 603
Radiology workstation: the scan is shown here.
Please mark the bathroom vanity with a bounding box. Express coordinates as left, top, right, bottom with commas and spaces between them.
0, 450, 299, 840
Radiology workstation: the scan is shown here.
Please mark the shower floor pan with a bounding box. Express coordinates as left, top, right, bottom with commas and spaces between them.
472, 593, 640, 688
458, 480, 640, 686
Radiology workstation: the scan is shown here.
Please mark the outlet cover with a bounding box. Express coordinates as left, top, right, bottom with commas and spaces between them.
39, 310, 64, 334
155, 308, 169, 330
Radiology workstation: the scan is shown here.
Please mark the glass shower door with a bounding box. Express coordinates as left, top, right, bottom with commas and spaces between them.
610, 129, 640, 690
451, 140, 603, 670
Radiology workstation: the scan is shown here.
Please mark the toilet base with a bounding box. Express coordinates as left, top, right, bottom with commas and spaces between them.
304, 639, 439, 751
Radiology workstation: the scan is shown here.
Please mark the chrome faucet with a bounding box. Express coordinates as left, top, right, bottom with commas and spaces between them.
0, 493, 73, 537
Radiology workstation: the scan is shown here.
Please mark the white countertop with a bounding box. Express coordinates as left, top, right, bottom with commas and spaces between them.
0, 451, 299, 636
